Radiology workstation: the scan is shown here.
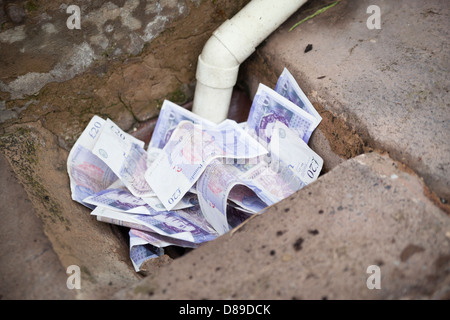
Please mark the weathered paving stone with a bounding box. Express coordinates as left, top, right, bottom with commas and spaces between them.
0, 152, 75, 299
115, 152, 450, 299
241, 0, 450, 202
0, 122, 141, 299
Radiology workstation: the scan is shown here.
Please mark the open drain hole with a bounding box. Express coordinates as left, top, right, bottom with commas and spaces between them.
113, 84, 369, 274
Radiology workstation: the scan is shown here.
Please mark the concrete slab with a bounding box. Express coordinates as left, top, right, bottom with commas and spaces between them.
0, 122, 141, 299
0, 152, 75, 299
115, 152, 450, 300
241, 0, 450, 201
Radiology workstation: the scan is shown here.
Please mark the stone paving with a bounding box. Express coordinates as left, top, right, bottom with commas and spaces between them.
0, 0, 449, 299
242, 0, 450, 201
117, 152, 450, 299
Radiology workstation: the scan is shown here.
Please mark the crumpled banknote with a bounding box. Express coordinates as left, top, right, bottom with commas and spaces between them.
67, 68, 323, 271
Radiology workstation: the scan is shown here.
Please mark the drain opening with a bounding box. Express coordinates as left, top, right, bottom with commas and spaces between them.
109, 84, 370, 275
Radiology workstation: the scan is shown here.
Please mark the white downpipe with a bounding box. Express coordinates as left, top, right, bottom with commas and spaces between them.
192, 0, 308, 123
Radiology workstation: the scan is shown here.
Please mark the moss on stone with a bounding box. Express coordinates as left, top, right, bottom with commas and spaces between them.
166, 87, 187, 105
25, 0, 39, 12
0, 127, 71, 229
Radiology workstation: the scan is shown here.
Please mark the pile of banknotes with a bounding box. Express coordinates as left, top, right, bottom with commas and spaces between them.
67, 68, 324, 271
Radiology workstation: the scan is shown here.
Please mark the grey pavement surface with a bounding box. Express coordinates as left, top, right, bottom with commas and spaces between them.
243, 0, 450, 201
116, 152, 450, 299
0, 152, 75, 299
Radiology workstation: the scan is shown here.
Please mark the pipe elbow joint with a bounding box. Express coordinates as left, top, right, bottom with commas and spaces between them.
193, 0, 308, 122
196, 19, 256, 90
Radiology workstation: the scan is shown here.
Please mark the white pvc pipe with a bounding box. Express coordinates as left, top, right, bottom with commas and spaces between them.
192, 0, 308, 123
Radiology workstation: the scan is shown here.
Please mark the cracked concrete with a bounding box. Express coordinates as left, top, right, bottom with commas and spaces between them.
116, 152, 450, 300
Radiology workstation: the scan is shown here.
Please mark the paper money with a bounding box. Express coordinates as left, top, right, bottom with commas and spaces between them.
247, 83, 319, 144
197, 159, 281, 234
143, 192, 198, 212
145, 147, 200, 212
196, 159, 242, 234
196, 157, 297, 235
226, 205, 253, 229
94, 207, 211, 248
131, 206, 218, 243
68, 67, 326, 273
146, 147, 162, 167
93, 208, 193, 261
94, 208, 198, 248
92, 206, 156, 232
130, 228, 199, 249
172, 205, 219, 237
129, 231, 164, 272
67, 116, 118, 208
145, 120, 267, 210
92, 118, 155, 198
83, 188, 151, 215
269, 121, 323, 185
197, 162, 268, 234
91, 205, 217, 243
228, 184, 268, 214
275, 68, 322, 126
237, 160, 306, 205
149, 100, 216, 149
